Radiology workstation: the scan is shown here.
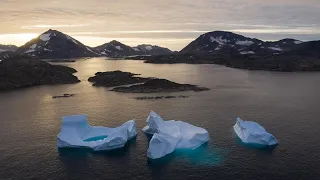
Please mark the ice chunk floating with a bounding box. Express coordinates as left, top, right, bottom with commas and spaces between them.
233, 117, 278, 147
57, 115, 137, 151
143, 111, 209, 159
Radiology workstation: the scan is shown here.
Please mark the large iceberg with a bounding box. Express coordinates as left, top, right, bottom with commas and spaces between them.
143, 111, 209, 159
233, 117, 278, 147
57, 115, 137, 151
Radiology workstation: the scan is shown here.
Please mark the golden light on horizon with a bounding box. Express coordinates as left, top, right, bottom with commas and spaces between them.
0, 33, 38, 46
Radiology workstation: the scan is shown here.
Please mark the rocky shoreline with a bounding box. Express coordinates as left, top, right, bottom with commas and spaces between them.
130, 54, 320, 72
111, 79, 210, 93
0, 56, 80, 91
134, 95, 189, 100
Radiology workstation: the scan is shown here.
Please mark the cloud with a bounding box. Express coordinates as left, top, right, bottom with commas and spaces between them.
0, 0, 319, 50
21, 24, 88, 29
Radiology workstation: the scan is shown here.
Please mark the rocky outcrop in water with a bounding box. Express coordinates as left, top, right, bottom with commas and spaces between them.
88, 70, 152, 87
0, 56, 80, 91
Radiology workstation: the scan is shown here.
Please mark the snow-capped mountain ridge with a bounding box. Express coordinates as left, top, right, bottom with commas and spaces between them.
16, 29, 99, 59
132, 44, 172, 55
93, 40, 137, 57
93, 41, 173, 57
180, 30, 305, 56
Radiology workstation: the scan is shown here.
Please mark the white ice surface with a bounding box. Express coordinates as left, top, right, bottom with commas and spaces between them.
143, 111, 209, 159
233, 117, 278, 146
57, 115, 137, 151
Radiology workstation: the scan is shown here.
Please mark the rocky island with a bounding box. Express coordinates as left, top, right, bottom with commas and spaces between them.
88, 70, 152, 87
89, 70, 209, 93
0, 56, 80, 91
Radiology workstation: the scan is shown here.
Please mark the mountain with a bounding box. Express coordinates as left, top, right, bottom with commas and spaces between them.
180, 31, 263, 55
93, 40, 137, 57
94, 41, 173, 57
16, 29, 100, 59
132, 44, 172, 55
180, 31, 306, 56
130, 30, 320, 71
284, 40, 320, 58
0, 45, 18, 52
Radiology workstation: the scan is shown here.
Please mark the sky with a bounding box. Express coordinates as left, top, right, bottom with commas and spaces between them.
0, 0, 320, 50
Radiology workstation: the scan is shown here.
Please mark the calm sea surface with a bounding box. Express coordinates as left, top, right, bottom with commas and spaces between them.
0, 58, 319, 180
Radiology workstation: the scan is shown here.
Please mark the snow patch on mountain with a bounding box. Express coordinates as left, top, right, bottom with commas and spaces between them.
115, 46, 123, 51
240, 51, 255, 55
294, 40, 303, 44
210, 36, 229, 45
24, 44, 37, 53
145, 45, 153, 50
66, 35, 78, 45
40, 33, 51, 41
133, 47, 140, 51
236, 40, 254, 46
268, 47, 283, 51
86, 47, 94, 53
44, 48, 52, 51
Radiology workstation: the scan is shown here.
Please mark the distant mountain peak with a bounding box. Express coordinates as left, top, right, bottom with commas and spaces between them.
109, 40, 122, 44
0, 44, 18, 52
180, 30, 309, 55
15, 29, 99, 59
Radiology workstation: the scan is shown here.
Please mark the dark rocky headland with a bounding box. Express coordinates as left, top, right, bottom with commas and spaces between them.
0, 56, 80, 91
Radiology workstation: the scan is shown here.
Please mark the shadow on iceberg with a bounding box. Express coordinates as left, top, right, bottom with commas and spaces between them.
57, 114, 137, 152
142, 111, 210, 160
58, 137, 137, 157
233, 117, 278, 150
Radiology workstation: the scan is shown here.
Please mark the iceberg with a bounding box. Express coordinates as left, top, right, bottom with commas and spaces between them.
57, 115, 137, 151
233, 117, 278, 147
143, 111, 209, 159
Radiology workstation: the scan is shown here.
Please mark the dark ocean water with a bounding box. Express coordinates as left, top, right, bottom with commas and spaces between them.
0, 58, 319, 180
